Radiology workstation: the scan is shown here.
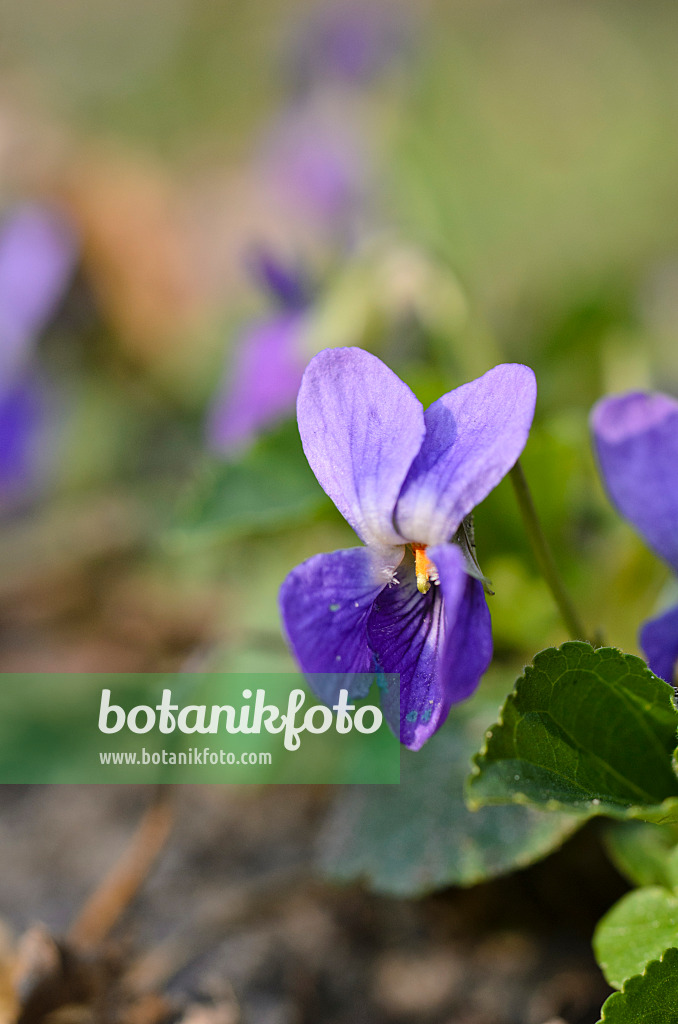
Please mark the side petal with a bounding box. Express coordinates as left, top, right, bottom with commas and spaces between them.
208, 313, 306, 452
591, 392, 678, 572
640, 604, 678, 685
279, 545, 400, 701
395, 364, 537, 544
433, 543, 493, 709
297, 347, 425, 547
367, 543, 490, 749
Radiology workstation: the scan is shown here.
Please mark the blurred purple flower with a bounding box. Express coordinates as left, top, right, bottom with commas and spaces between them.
289, 1, 409, 89
208, 251, 312, 454
0, 204, 77, 389
261, 101, 369, 231
207, 312, 308, 453
279, 348, 537, 749
249, 248, 310, 311
592, 391, 678, 684
0, 377, 49, 508
0, 203, 77, 507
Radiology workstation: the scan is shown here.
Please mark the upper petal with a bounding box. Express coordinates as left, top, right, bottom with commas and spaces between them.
591, 392, 678, 572
297, 347, 425, 547
279, 545, 400, 701
395, 364, 537, 544
367, 542, 491, 749
208, 313, 306, 453
640, 603, 678, 685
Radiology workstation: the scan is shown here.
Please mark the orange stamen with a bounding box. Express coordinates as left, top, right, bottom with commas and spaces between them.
412, 543, 433, 594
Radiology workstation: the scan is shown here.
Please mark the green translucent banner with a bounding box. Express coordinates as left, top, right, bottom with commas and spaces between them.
0, 673, 400, 783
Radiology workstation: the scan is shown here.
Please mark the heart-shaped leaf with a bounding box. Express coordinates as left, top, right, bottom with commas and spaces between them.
467, 643, 678, 824
316, 677, 580, 896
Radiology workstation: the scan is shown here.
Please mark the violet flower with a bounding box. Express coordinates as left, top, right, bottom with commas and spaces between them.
0, 378, 48, 505
289, 1, 409, 90
207, 254, 311, 453
0, 203, 77, 507
592, 391, 678, 685
0, 204, 77, 390
208, 312, 309, 453
279, 347, 537, 749
261, 100, 368, 231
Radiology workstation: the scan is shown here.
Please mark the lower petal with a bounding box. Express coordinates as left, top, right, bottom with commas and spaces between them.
640, 604, 678, 685
279, 545, 398, 702
368, 543, 490, 749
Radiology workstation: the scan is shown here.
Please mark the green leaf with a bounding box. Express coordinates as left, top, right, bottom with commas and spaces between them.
169, 421, 328, 544
594, 887, 678, 989
467, 642, 678, 824
598, 947, 678, 1023
315, 677, 580, 896
604, 822, 678, 890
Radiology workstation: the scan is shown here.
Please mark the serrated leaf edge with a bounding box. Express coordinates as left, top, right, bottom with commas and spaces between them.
598, 946, 678, 1022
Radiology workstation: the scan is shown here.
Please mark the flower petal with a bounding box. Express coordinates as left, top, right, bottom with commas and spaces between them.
367, 548, 449, 743
432, 544, 493, 709
591, 392, 678, 572
279, 545, 400, 701
208, 313, 306, 452
297, 347, 425, 547
640, 604, 678, 685
395, 364, 537, 544
367, 543, 491, 749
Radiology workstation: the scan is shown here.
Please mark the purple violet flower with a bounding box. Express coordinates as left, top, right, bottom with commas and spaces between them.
0, 203, 77, 390
207, 311, 309, 453
279, 347, 537, 749
0, 203, 77, 507
592, 391, 678, 685
249, 248, 310, 312
0, 377, 49, 508
289, 1, 409, 89
208, 253, 311, 454
261, 100, 369, 232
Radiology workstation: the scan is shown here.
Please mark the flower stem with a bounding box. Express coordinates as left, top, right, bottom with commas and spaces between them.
510, 460, 592, 645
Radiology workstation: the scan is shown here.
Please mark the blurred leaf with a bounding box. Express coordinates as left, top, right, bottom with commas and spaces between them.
597, 947, 678, 1023
466, 643, 678, 825
315, 677, 580, 896
604, 821, 678, 890
170, 421, 328, 545
594, 887, 678, 990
